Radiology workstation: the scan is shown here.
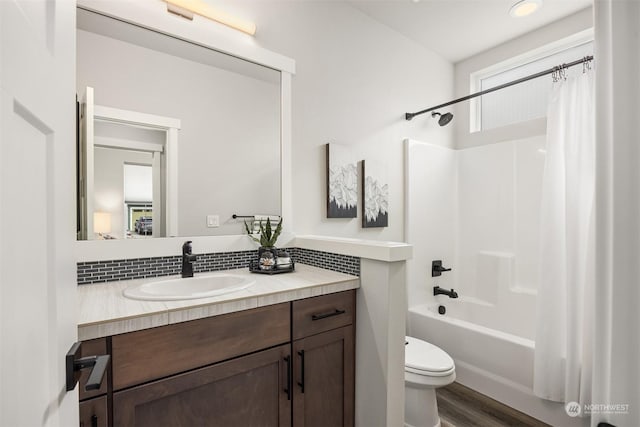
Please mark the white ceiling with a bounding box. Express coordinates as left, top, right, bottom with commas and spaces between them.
348, 0, 592, 63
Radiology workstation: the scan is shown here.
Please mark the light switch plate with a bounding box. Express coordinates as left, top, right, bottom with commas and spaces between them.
207, 215, 219, 228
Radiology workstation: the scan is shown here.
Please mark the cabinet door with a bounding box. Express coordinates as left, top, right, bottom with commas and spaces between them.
113, 344, 291, 427
293, 326, 354, 427
79, 396, 108, 427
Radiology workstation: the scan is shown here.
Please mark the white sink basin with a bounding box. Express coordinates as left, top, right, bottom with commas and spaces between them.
123, 273, 255, 301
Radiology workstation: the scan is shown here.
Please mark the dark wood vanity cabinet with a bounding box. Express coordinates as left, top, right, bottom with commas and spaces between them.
80, 289, 356, 427
292, 291, 356, 427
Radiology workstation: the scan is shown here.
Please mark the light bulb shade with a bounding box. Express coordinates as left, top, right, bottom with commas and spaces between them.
509, 0, 542, 17
93, 212, 112, 234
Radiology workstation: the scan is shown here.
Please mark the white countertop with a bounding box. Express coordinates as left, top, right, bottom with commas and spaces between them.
294, 235, 413, 262
78, 264, 360, 341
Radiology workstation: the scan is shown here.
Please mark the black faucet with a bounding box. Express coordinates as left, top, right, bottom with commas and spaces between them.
434, 286, 458, 298
181, 241, 197, 278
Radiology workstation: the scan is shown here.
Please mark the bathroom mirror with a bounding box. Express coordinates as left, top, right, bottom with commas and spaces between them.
76, 7, 281, 240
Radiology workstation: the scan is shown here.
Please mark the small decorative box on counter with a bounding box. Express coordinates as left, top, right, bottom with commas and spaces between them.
249, 248, 295, 275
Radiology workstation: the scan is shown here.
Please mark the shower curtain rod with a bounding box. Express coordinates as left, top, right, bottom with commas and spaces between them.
405, 55, 594, 121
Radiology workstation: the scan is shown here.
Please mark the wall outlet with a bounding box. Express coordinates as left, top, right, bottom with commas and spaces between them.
206, 215, 220, 228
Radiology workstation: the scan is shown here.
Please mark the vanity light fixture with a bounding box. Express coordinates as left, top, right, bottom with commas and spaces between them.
163, 0, 257, 36
509, 0, 542, 17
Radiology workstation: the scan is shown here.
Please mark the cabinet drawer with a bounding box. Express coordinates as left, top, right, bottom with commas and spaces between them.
79, 395, 108, 427
79, 338, 108, 401
112, 302, 290, 390
293, 290, 355, 340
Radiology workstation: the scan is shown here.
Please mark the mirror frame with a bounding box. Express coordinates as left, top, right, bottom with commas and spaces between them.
76, 0, 295, 261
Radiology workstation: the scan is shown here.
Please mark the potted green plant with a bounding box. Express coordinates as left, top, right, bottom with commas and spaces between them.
244, 218, 283, 270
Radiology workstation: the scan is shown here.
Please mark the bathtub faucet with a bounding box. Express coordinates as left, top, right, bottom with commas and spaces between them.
432, 260, 452, 277
434, 286, 458, 298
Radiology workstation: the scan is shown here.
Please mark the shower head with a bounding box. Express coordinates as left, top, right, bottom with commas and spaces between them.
431, 111, 454, 126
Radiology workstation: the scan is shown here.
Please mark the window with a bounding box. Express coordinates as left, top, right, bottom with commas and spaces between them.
471, 36, 593, 132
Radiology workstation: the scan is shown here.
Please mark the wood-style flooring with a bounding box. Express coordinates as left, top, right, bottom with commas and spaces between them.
437, 382, 550, 427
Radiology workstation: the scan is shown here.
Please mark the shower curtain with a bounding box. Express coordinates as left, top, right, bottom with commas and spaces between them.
534, 71, 595, 407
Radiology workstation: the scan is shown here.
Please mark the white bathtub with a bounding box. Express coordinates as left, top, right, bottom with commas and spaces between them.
408, 303, 588, 427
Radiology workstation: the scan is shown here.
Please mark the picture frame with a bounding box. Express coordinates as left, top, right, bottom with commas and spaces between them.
326, 143, 358, 218
362, 159, 388, 228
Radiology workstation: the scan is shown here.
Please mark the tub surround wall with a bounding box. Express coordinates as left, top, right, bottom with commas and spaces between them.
405, 137, 543, 336
457, 136, 545, 300
404, 140, 457, 309
453, 136, 544, 340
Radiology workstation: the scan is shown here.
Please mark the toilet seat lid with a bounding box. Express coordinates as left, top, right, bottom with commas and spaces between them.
405, 336, 454, 373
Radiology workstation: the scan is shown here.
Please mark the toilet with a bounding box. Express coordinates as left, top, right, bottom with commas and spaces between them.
404, 336, 456, 427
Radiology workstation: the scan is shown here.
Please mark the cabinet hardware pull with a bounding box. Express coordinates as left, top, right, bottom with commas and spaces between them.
91, 415, 98, 427
311, 309, 346, 321
283, 355, 292, 400
297, 350, 305, 393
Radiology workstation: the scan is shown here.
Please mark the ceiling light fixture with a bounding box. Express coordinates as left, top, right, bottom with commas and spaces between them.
509, 0, 542, 18
163, 0, 257, 36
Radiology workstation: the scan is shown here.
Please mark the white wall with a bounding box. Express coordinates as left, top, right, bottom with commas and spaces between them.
77, 29, 280, 237
209, 1, 454, 242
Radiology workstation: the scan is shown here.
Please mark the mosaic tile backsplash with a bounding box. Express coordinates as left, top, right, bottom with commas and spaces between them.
77, 247, 360, 285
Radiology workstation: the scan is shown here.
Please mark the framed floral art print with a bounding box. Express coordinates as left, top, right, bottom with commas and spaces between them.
362, 159, 388, 228
326, 143, 357, 218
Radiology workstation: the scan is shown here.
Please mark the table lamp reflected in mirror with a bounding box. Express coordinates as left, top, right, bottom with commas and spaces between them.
93, 212, 113, 240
